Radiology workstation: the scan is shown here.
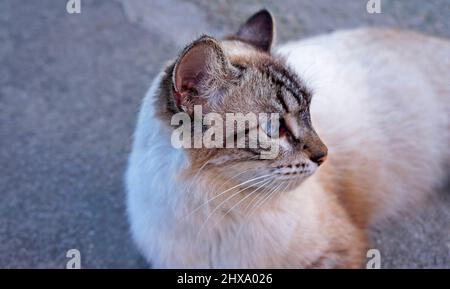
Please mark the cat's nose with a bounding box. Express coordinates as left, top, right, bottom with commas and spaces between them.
310, 153, 327, 166
306, 141, 328, 166
302, 130, 328, 166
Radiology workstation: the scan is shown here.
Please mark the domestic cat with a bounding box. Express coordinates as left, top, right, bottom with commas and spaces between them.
126, 10, 450, 268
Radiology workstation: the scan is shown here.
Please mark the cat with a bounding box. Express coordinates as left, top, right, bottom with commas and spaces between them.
126, 9, 450, 268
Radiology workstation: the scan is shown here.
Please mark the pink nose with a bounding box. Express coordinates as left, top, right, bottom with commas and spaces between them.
312, 155, 327, 166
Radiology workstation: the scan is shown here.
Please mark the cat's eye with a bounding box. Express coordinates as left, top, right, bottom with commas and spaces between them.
261, 118, 273, 137
261, 118, 287, 138
278, 119, 287, 137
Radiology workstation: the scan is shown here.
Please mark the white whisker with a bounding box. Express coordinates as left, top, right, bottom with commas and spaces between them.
209, 178, 272, 230
235, 180, 284, 238
195, 176, 272, 239
185, 173, 273, 220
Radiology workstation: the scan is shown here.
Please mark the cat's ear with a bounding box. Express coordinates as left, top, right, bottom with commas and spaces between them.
234, 9, 275, 52
173, 36, 233, 113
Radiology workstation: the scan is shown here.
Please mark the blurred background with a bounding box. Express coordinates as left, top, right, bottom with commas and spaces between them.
0, 0, 449, 268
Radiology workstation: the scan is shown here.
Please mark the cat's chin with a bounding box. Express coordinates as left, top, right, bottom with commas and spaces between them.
270, 173, 314, 193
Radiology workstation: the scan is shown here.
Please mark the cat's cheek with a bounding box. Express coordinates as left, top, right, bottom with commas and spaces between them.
277, 137, 291, 153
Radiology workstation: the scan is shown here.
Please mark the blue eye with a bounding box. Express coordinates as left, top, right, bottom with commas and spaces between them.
260, 117, 275, 137
261, 118, 287, 138
264, 119, 272, 136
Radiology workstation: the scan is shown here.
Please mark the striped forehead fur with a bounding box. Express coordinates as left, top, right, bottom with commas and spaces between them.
265, 61, 312, 108
223, 40, 311, 97
155, 37, 313, 126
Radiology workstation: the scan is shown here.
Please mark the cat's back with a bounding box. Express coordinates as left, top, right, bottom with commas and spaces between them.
278, 28, 450, 225
278, 28, 450, 107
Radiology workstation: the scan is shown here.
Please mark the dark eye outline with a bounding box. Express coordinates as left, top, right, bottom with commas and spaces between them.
278, 118, 288, 137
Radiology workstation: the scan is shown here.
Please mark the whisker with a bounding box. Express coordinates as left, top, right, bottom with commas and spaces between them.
241, 179, 275, 214
186, 173, 273, 220
209, 178, 272, 230
235, 181, 283, 238
211, 167, 258, 197
185, 155, 260, 199
248, 181, 283, 217
184, 159, 211, 194
195, 176, 271, 239
263, 179, 290, 209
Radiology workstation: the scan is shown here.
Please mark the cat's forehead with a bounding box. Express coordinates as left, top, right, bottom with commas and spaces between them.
220, 40, 312, 114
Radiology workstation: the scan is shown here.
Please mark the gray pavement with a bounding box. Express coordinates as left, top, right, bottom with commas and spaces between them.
0, 0, 449, 268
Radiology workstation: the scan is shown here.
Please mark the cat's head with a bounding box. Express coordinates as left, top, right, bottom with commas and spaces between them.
158, 9, 327, 192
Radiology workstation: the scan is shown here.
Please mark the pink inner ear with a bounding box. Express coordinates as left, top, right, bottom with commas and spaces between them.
173, 36, 228, 112
174, 80, 199, 108
174, 43, 211, 95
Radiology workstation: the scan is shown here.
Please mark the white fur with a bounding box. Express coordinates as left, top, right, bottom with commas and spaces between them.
278, 28, 450, 221
126, 28, 450, 268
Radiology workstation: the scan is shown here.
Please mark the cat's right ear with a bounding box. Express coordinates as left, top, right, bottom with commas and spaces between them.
233, 9, 275, 52
172, 36, 233, 114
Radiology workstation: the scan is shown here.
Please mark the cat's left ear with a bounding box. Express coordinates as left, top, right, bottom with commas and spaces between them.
172, 36, 235, 114
232, 9, 275, 52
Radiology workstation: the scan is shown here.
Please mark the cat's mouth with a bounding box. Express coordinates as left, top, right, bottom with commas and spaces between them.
274, 169, 313, 181
265, 170, 313, 193
272, 163, 314, 178
276, 169, 311, 176
268, 162, 316, 189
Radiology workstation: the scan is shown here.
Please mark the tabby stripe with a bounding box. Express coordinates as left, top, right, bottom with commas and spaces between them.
276, 86, 289, 112
268, 66, 305, 106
